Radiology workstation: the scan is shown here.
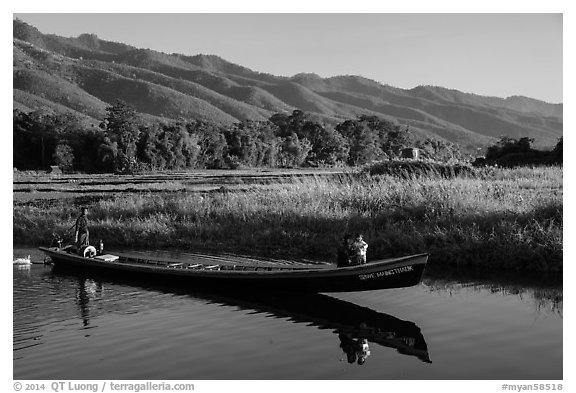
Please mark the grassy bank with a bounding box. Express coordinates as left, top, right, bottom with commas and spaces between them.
13, 166, 562, 280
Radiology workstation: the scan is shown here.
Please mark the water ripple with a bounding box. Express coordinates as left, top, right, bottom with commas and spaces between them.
13, 247, 562, 380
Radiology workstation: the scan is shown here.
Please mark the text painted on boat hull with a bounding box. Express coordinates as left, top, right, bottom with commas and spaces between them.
358, 265, 414, 281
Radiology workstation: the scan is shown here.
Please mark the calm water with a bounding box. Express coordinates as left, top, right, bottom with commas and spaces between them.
13, 248, 562, 380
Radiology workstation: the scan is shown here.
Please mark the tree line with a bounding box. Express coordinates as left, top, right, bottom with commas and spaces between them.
14, 100, 463, 173
473, 136, 562, 167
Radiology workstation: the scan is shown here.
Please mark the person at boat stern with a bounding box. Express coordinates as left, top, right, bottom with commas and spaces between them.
351, 233, 368, 265
74, 207, 90, 247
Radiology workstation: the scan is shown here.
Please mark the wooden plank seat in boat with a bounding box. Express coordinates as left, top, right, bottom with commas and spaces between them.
120, 256, 313, 272
94, 254, 119, 262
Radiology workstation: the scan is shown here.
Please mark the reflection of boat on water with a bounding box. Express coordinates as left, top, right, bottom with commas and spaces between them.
39, 246, 428, 293
208, 290, 432, 364
55, 268, 431, 364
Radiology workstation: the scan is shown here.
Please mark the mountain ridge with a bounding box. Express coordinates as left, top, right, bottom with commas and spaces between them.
13, 18, 562, 150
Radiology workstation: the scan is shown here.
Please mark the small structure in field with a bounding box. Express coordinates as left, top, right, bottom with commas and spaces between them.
401, 148, 420, 160
48, 165, 63, 175
472, 156, 487, 167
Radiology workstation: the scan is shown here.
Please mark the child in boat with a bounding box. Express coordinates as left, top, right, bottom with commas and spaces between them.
351, 233, 368, 265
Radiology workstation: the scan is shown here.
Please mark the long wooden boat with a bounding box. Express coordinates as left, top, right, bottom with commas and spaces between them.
39, 246, 428, 293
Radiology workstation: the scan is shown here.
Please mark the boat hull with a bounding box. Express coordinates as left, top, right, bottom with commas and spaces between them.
39, 247, 428, 293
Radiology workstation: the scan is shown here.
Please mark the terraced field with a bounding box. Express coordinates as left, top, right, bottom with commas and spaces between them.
13, 168, 348, 205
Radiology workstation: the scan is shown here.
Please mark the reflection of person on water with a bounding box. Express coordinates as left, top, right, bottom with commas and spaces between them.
76, 278, 103, 327
74, 207, 90, 247
357, 339, 370, 365
339, 333, 371, 365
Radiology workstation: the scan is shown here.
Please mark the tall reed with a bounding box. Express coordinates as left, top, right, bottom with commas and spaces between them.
14, 167, 562, 279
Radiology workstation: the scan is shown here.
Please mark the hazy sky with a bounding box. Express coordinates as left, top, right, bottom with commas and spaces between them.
14, 13, 563, 103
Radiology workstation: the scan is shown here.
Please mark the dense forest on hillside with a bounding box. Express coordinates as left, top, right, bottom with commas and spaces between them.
13, 18, 563, 155
14, 102, 469, 173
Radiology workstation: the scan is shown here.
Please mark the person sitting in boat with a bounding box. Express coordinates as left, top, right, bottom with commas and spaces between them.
336, 234, 353, 267
74, 207, 90, 248
351, 233, 368, 265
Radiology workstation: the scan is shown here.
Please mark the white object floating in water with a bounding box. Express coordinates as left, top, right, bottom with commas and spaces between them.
13, 255, 31, 265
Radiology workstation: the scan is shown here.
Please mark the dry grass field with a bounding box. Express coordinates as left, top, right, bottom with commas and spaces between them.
13, 165, 562, 281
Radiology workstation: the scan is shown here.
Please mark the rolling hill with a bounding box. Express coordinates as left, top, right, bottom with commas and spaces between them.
13, 18, 562, 151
